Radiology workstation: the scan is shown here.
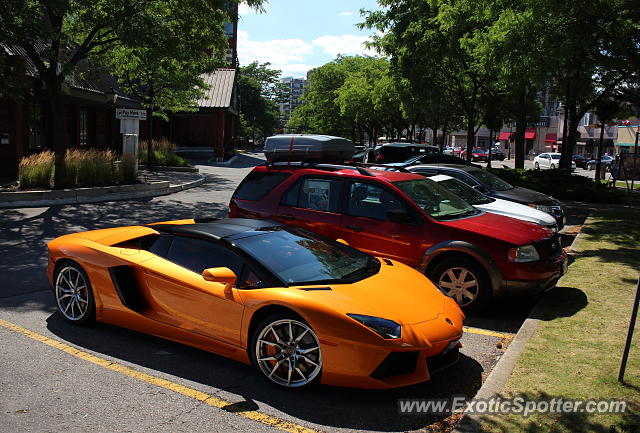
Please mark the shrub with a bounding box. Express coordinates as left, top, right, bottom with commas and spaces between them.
18, 150, 54, 189
18, 149, 122, 189
119, 153, 138, 184
487, 167, 627, 204
138, 138, 188, 167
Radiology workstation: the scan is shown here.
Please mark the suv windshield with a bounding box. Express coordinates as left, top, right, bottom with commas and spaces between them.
438, 178, 494, 205
468, 169, 513, 191
393, 178, 479, 221
234, 227, 380, 286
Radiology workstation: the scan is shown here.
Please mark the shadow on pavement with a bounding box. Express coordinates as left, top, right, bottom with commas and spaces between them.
46, 312, 483, 432
0, 199, 229, 306
529, 286, 588, 321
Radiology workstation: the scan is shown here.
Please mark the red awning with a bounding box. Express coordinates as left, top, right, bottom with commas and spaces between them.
498, 132, 512, 140
544, 133, 557, 143
525, 128, 536, 140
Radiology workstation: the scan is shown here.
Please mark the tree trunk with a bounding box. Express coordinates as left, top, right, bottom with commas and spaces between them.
146, 106, 154, 170
514, 87, 528, 169
560, 79, 577, 170
48, 80, 67, 189
595, 121, 605, 180
487, 129, 493, 169
466, 116, 475, 163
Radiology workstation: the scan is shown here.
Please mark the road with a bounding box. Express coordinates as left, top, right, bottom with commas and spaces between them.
0, 153, 574, 433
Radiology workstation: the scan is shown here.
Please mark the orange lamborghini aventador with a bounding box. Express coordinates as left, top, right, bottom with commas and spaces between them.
47, 218, 464, 389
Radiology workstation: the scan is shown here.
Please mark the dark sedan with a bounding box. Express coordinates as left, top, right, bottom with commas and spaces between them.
572, 154, 590, 168
586, 155, 613, 171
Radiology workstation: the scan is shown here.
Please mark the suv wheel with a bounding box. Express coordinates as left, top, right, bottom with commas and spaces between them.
429, 257, 490, 312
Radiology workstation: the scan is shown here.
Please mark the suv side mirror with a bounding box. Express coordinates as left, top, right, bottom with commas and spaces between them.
202, 267, 236, 295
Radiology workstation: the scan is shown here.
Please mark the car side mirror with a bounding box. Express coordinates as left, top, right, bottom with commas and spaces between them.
202, 267, 236, 295
336, 238, 349, 246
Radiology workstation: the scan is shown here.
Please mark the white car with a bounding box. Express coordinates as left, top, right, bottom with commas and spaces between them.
428, 174, 558, 231
534, 152, 576, 170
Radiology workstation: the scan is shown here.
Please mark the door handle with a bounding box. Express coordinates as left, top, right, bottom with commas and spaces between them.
347, 225, 364, 232
280, 214, 296, 221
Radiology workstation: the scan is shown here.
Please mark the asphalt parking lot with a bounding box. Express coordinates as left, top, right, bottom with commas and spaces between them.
0, 152, 587, 433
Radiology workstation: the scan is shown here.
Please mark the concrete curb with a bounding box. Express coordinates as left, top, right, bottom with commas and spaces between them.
206, 154, 239, 166
453, 216, 593, 433
0, 175, 205, 209
138, 165, 199, 173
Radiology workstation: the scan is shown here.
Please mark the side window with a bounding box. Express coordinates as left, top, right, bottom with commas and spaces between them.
166, 237, 243, 277
348, 181, 407, 220
148, 235, 173, 258
282, 177, 342, 213
232, 172, 290, 201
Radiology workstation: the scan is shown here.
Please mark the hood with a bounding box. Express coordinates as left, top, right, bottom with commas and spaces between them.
441, 211, 553, 245
299, 260, 447, 325
491, 186, 558, 205
476, 199, 557, 227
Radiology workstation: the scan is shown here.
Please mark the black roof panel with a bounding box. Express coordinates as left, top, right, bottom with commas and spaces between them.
150, 218, 281, 241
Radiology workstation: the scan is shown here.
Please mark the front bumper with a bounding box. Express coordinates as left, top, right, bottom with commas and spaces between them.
498, 253, 567, 297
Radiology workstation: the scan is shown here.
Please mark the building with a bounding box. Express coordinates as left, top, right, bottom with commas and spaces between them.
278, 77, 307, 125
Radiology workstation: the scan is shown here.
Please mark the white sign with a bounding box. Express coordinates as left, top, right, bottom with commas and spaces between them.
116, 108, 147, 120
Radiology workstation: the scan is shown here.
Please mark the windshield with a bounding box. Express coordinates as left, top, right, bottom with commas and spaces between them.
393, 178, 479, 221
234, 228, 379, 286
439, 178, 494, 205
467, 168, 514, 191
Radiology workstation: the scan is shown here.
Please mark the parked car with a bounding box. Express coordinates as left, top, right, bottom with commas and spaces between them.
460, 148, 505, 162
371, 142, 440, 163
572, 154, 590, 169
384, 153, 474, 168
230, 163, 568, 312
426, 174, 558, 231
48, 217, 463, 389
533, 152, 576, 170
404, 163, 565, 229
586, 155, 614, 171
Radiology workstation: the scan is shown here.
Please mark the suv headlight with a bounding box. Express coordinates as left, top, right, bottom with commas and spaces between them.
347, 314, 401, 339
508, 244, 540, 262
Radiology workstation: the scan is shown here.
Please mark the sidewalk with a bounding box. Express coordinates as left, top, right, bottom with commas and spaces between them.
0, 169, 205, 209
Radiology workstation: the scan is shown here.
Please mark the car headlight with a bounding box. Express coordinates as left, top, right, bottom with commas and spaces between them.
508, 244, 540, 262
529, 203, 552, 213
347, 314, 401, 339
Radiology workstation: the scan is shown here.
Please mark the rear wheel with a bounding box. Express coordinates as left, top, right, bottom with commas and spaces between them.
250, 314, 322, 388
550, 163, 556, 169
430, 257, 490, 312
534, 162, 540, 169
54, 261, 96, 325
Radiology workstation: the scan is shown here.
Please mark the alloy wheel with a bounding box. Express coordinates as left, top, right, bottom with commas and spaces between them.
55, 266, 90, 321
437, 267, 479, 307
255, 319, 322, 387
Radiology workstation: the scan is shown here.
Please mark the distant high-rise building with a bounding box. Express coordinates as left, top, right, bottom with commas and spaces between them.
279, 77, 308, 124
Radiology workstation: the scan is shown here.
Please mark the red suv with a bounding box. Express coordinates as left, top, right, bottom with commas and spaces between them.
229, 163, 567, 311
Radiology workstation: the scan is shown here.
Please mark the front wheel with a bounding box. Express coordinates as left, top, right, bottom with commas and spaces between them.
550, 164, 556, 169
429, 258, 490, 312
250, 314, 322, 388
54, 261, 96, 325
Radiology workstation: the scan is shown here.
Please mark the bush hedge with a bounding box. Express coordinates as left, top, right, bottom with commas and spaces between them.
487, 167, 627, 204
138, 138, 188, 167
18, 149, 138, 189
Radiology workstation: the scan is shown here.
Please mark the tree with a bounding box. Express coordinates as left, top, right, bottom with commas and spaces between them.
0, 0, 263, 186
237, 62, 287, 145
99, 0, 233, 166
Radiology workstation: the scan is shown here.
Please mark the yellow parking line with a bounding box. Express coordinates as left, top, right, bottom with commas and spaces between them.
463, 326, 514, 340
0, 319, 320, 433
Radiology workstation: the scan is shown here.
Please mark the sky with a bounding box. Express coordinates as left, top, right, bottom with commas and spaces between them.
237, 0, 382, 78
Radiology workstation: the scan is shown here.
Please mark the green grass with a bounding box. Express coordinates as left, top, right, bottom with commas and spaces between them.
138, 138, 189, 167
480, 210, 640, 432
